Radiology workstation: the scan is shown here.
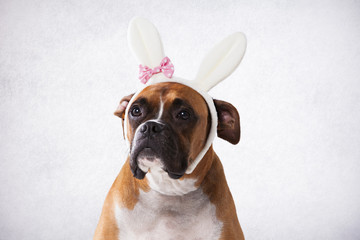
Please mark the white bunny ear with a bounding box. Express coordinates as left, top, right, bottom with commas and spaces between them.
128, 17, 165, 68
194, 32, 247, 92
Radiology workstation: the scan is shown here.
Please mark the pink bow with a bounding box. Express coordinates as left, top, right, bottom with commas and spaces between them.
139, 57, 174, 84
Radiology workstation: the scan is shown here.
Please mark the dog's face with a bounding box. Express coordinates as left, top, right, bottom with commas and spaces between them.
115, 82, 240, 180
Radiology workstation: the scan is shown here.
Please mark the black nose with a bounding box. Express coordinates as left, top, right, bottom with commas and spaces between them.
140, 121, 164, 136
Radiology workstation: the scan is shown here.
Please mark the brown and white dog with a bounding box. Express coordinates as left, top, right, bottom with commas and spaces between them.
94, 16, 247, 240
93, 82, 244, 239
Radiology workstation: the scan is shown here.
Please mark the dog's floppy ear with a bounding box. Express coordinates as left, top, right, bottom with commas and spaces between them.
114, 93, 134, 119
114, 93, 134, 139
214, 99, 240, 145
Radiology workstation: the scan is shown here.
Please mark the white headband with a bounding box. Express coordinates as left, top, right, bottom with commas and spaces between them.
124, 17, 246, 174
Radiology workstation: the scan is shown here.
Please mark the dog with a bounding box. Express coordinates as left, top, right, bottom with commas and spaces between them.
94, 17, 246, 240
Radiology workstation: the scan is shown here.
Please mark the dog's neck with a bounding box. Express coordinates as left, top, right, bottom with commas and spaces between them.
143, 146, 216, 196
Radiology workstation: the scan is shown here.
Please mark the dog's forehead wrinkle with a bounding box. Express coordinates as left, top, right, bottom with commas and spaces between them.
172, 98, 184, 105
132, 96, 147, 106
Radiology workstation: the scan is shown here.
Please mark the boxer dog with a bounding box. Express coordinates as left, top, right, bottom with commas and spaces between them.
94, 17, 246, 240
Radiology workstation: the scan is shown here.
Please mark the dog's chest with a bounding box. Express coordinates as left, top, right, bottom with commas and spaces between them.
115, 188, 223, 240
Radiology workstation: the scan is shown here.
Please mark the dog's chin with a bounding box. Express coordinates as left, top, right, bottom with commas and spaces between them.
137, 148, 162, 171
129, 147, 160, 179
130, 147, 185, 180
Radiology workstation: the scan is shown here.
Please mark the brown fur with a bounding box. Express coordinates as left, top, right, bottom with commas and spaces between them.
94, 158, 150, 239
199, 149, 245, 239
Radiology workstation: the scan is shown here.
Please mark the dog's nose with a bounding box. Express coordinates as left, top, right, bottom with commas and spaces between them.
140, 121, 164, 136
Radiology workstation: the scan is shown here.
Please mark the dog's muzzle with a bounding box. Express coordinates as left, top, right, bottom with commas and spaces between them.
130, 120, 188, 180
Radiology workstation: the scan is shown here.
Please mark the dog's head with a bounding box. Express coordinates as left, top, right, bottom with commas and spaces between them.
115, 82, 240, 180
114, 17, 245, 180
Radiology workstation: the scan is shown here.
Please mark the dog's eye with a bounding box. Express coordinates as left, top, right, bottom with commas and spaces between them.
177, 110, 190, 120
130, 106, 142, 117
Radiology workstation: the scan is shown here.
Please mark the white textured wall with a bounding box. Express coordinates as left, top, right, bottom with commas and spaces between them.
1, 0, 359, 239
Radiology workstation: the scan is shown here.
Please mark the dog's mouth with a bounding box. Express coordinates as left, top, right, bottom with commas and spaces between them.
137, 148, 162, 170
137, 147, 158, 161
130, 145, 186, 180
137, 148, 184, 179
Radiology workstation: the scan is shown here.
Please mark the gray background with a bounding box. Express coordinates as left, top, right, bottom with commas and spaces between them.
1, 0, 359, 239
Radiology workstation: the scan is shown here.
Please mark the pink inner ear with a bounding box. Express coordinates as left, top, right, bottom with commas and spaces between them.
220, 111, 234, 127
116, 101, 129, 113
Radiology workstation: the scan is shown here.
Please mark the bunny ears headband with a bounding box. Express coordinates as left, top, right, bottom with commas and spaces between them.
124, 17, 247, 174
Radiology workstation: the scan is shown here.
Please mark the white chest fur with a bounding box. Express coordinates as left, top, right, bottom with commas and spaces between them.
115, 188, 223, 240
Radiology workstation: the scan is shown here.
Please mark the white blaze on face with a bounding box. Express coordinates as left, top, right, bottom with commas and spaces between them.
156, 97, 164, 120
